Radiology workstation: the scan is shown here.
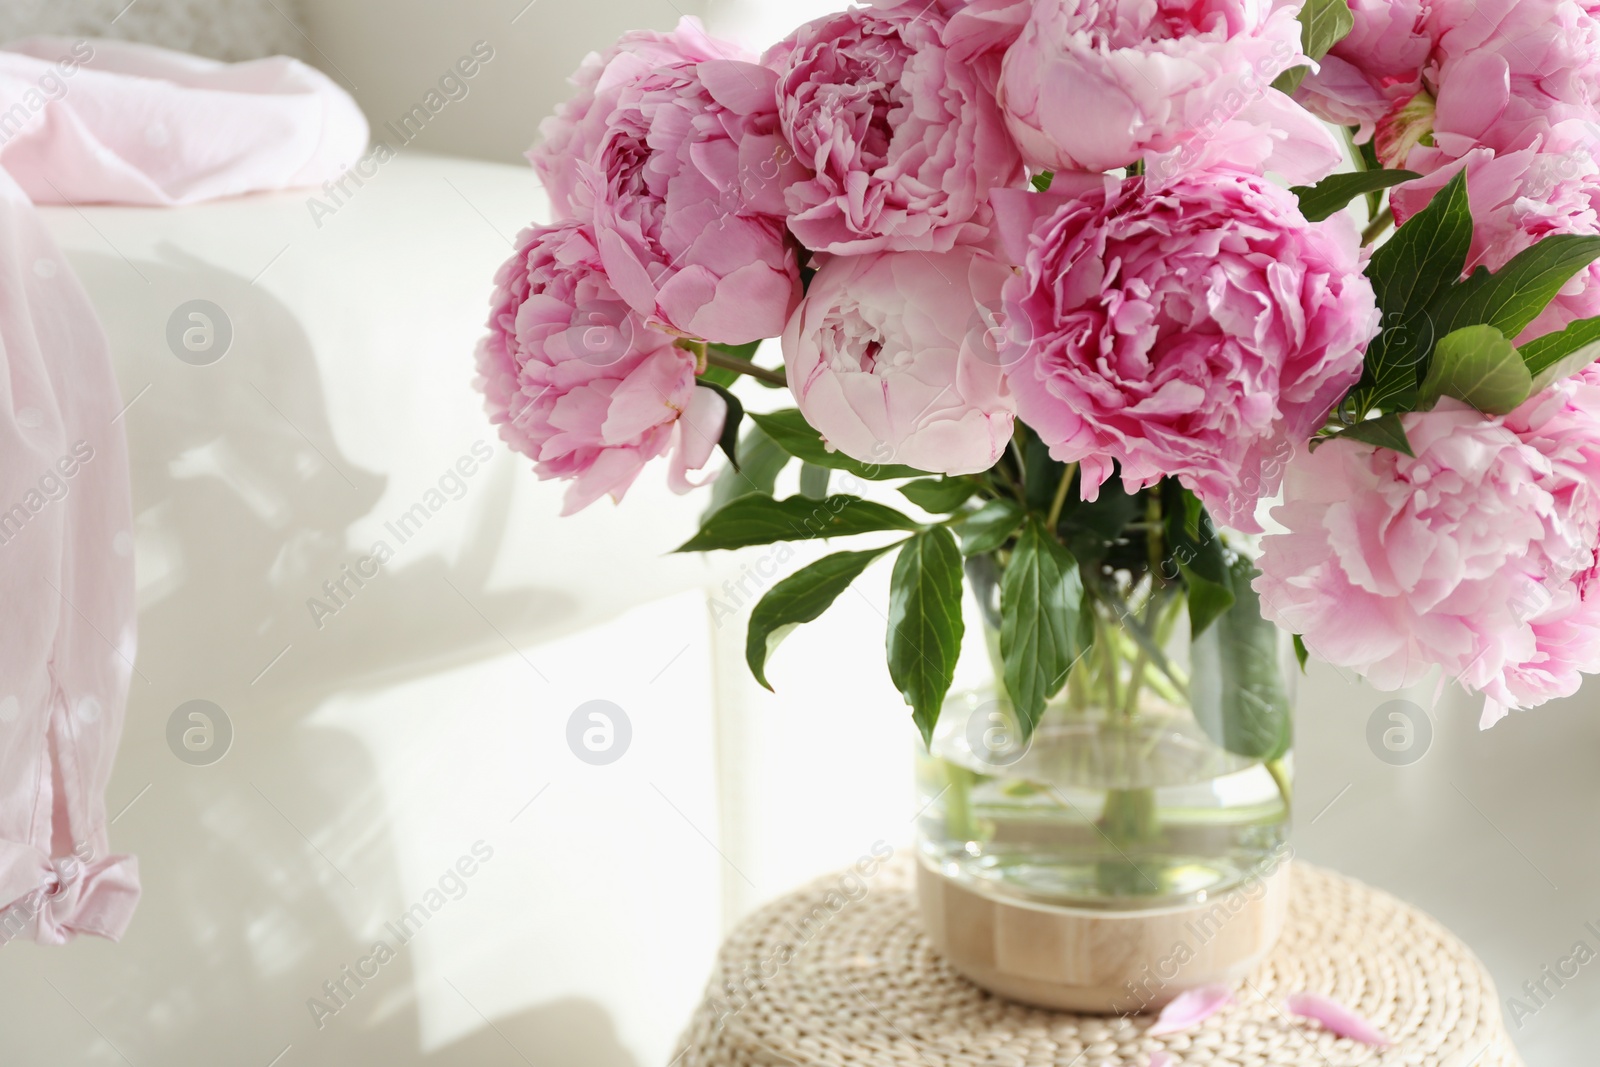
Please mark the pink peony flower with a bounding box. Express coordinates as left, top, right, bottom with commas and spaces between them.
944, 0, 1033, 67
1145, 89, 1345, 185
782, 245, 1017, 476
766, 7, 1026, 255
1255, 377, 1600, 727
990, 172, 1378, 532
996, 0, 1305, 174
476, 221, 727, 515
1423, 0, 1600, 163
1296, 0, 1435, 132
1391, 142, 1600, 342
528, 17, 803, 346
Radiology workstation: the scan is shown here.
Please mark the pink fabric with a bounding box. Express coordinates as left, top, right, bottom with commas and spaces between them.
0, 37, 367, 945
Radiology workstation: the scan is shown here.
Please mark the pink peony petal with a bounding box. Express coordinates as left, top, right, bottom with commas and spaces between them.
1149, 1054, 1175, 1067
1148, 985, 1234, 1036
1285, 992, 1392, 1046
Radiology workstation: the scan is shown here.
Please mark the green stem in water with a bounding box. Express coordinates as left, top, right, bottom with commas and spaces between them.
1094, 608, 1121, 713
1265, 757, 1294, 812
943, 763, 980, 843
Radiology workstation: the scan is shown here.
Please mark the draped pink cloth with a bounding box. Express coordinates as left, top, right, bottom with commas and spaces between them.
0, 37, 367, 944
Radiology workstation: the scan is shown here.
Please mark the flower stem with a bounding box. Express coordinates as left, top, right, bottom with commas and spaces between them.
1361, 208, 1395, 246
1045, 462, 1077, 532
704, 348, 788, 388
1265, 757, 1293, 811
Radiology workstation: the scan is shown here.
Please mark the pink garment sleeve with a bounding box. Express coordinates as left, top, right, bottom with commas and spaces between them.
0, 38, 369, 945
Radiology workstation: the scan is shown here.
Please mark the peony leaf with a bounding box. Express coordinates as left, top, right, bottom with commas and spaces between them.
899, 477, 977, 513
1417, 324, 1532, 415
749, 409, 929, 480
1291, 170, 1421, 222
887, 528, 966, 745
1191, 555, 1293, 761
746, 545, 901, 690
1356, 169, 1472, 414
1522, 314, 1600, 389
1293, 634, 1310, 673
1285, 992, 1392, 1046
1000, 518, 1087, 739
1273, 0, 1355, 92
1426, 234, 1600, 347
1158, 485, 1234, 636
1320, 412, 1416, 457
1530, 340, 1600, 394
677, 494, 922, 553
957, 498, 1026, 556
708, 423, 790, 512
1148, 985, 1235, 1035
1184, 570, 1235, 639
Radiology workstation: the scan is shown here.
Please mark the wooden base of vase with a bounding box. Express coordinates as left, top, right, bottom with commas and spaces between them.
915, 855, 1292, 1014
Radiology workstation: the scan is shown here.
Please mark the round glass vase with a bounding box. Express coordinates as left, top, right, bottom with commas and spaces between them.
914, 570, 1295, 1014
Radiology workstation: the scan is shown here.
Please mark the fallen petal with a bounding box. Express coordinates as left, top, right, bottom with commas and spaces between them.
1149, 1054, 1175, 1067
1148, 985, 1234, 1035
1285, 992, 1393, 1046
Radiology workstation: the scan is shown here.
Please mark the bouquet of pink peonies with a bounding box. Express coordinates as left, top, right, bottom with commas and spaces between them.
477, 0, 1600, 744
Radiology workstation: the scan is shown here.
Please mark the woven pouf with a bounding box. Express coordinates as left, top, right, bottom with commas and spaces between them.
672, 860, 1523, 1067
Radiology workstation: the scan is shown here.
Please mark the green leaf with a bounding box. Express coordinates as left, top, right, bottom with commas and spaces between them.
957, 498, 1026, 556
1417, 324, 1532, 415
899, 477, 977, 513
1300, 0, 1355, 60
1293, 634, 1310, 673
798, 463, 832, 500
1021, 427, 1067, 513
708, 423, 790, 511
1000, 518, 1087, 739
708, 340, 763, 362
1183, 570, 1235, 639
697, 365, 741, 388
1425, 234, 1600, 346
1291, 169, 1421, 222
1190, 555, 1293, 762
1157, 482, 1232, 631
1522, 315, 1600, 386
886, 528, 966, 746
1320, 412, 1416, 457
1273, 0, 1354, 92
1531, 341, 1600, 394
1057, 477, 1141, 566
1160, 482, 1227, 587
698, 382, 745, 473
1355, 169, 1473, 413
748, 410, 929, 480
1032, 171, 1055, 192
677, 494, 922, 553
1517, 305, 1600, 395
745, 545, 900, 690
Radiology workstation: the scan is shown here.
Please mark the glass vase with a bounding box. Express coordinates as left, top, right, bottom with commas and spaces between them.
914, 560, 1295, 1012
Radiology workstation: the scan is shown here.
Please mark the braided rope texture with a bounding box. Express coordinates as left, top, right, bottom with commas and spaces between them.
673, 860, 1523, 1067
